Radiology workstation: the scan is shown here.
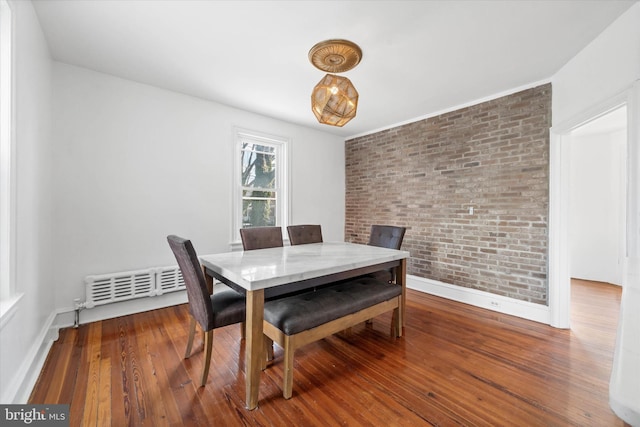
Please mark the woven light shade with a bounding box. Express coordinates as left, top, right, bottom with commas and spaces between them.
311, 74, 358, 127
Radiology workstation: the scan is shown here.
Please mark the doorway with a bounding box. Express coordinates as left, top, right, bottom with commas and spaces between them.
548, 82, 640, 424
568, 106, 627, 287
548, 87, 635, 329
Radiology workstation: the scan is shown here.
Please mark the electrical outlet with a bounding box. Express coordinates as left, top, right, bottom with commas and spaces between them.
490, 301, 500, 307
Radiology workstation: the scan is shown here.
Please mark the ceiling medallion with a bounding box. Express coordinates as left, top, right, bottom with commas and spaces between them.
308, 39, 362, 73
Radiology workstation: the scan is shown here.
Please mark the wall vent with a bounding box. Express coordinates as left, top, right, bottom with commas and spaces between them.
84, 266, 185, 308
156, 266, 185, 295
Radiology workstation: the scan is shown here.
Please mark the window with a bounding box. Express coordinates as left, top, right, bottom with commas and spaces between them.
0, 0, 13, 302
233, 128, 288, 241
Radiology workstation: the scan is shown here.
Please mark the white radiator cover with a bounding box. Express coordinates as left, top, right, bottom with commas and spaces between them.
84, 266, 185, 308
156, 266, 186, 295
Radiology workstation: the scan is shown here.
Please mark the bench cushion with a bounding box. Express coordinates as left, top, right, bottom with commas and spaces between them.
264, 277, 401, 335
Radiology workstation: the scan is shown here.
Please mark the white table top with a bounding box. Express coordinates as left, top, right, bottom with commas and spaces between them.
200, 241, 410, 291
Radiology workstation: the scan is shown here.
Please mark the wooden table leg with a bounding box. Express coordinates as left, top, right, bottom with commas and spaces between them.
245, 289, 264, 410
202, 266, 214, 294
396, 258, 407, 329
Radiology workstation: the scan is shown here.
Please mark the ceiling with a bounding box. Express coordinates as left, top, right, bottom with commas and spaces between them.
32, 0, 636, 138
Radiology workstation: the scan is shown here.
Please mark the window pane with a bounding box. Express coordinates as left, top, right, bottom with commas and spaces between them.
234, 130, 287, 239
242, 190, 276, 227
242, 143, 275, 155
241, 143, 276, 189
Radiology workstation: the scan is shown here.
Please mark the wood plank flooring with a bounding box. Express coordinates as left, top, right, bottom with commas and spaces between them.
29, 279, 625, 426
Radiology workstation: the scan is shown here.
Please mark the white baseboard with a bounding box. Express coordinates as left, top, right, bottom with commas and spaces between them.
407, 274, 551, 325
610, 391, 640, 426
2, 310, 57, 404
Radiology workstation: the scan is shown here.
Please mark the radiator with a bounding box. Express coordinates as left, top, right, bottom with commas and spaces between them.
84, 266, 185, 308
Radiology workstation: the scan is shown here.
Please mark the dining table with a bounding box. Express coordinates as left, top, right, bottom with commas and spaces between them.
199, 241, 410, 410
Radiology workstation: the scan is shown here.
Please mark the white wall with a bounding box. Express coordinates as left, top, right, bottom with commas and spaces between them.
552, 3, 640, 126
51, 63, 345, 313
552, 3, 640, 424
1, 1, 345, 402
569, 128, 625, 285
0, 0, 54, 403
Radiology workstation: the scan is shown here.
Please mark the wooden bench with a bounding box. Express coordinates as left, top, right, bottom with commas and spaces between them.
263, 276, 402, 399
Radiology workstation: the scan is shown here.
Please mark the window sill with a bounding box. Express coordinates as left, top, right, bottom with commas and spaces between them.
0, 292, 23, 330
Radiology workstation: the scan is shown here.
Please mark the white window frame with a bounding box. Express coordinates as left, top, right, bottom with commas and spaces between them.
0, 0, 19, 321
232, 128, 289, 244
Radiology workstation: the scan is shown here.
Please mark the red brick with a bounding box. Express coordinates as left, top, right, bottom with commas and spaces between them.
345, 84, 551, 305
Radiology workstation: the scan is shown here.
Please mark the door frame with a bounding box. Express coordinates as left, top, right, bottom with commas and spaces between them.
548, 81, 639, 328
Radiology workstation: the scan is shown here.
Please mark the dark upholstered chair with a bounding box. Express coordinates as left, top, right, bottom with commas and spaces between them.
240, 226, 284, 250
238, 226, 284, 359
287, 224, 323, 245
369, 225, 406, 250
358, 225, 408, 329
167, 235, 246, 387
368, 225, 407, 283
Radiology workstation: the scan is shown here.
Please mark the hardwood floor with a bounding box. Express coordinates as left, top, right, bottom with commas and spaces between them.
30, 279, 625, 426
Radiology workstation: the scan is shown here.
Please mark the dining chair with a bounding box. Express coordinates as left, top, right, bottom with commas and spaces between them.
167, 235, 246, 387
238, 226, 284, 360
287, 224, 325, 296
369, 224, 406, 250
240, 226, 284, 250
368, 225, 407, 283
287, 224, 323, 245
357, 225, 407, 329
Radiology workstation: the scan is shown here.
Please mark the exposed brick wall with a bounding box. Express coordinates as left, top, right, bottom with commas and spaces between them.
345, 84, 551, 305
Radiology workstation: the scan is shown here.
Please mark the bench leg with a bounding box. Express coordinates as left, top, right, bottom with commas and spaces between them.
283, 335, 295, 399
391, 308, 401, 338
392, 296, 403, 338
398, 296, 403, 337
262, 336, 274, 370
266, 337, 274, 360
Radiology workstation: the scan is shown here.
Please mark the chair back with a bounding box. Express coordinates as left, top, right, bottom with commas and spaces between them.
368, 225, 406, 250
167, 235, 214, 330
240, 226, 284, 250
287, 224, 323, 245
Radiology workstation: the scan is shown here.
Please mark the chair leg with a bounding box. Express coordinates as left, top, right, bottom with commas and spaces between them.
185, 316, 197, 358
283, 335, 294, 399
200, 330, 213, 387
241, 321, 246, 340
